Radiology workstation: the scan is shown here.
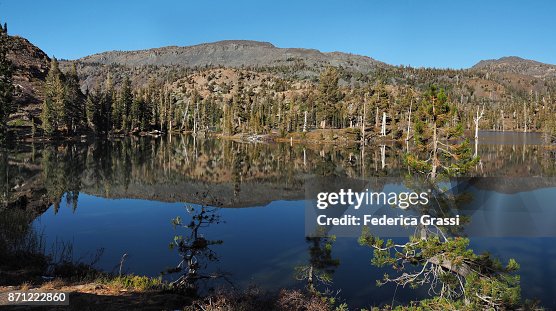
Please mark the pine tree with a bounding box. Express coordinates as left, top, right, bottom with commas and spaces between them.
359, 229, 521, 309
111, 92, 123, 131
295, 236, 339, 293
41, 58, 66, 135
405, 86, 478, 180
0, 21, 14, 142
85, 90, 101, 133
130, 92, 151, 132
119, 76, 133, 131
64, 64, 83, 133
317, 67, 342, 128
140, 97, 151, 131
131, 97, 140, 131
101, 74, 114, 133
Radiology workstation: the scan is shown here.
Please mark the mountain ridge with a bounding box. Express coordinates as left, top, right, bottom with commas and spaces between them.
472, 55, 556, 78
73, 39, 388, 72
73, 40, 556, 70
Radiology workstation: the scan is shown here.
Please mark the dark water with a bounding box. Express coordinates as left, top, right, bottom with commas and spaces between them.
3, 132, 556, 308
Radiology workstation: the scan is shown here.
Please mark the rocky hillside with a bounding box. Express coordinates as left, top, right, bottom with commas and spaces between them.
61, 40, 389, 92
472, 56, 556, 78
56, 40, 556, 107
77, 40, 386, 71
6, 35, 50, 118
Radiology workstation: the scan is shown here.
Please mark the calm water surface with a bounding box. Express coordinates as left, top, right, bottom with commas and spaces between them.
6, 132, 556, 308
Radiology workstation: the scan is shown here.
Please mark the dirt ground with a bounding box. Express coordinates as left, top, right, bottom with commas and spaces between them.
0, 283, 189, 311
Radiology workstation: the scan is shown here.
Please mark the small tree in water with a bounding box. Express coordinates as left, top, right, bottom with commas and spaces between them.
295, 235, 340, 294
166, 199, 228, 296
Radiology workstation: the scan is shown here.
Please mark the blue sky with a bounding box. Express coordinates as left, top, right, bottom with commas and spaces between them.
1, 0, 555, 68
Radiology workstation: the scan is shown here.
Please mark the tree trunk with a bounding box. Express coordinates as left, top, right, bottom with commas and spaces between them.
473, 105, 484, 158
523, 102, 527, 133
181, 100, 189, 131
405, 101, 412, 142
361, 95, 367, 144
427, 255, 472, 278
431, 100, 438, 180
308, 265, 314, 292
380, 144, 386, 169
193, 104, 198, 135
381, 112, 386, 136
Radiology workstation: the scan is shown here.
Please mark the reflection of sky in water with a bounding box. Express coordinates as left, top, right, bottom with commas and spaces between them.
461, 186, 556, 237
308, 180, 556, 238
469, 237, 556, 308
33, 191, 556, 308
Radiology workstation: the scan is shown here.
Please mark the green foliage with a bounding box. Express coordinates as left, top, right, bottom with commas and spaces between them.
30, 63, 541, 141
359, 227, 522, 309
7, 119, 30, 127
318, 67, 343, 128
389, 296, 473, 311
85, 75, 121, 135
404, 85, 478, 180
117, 76, 133, 131
108, 275, 164, 291
40, 146, 83, 213
544, 118, 556, 143
64, 64, 84, 132
85, 90, 99, 132
295, 235, 340, 294
131, 97, 151, 132
41, 58, 84, 135
41, 58, 65, 134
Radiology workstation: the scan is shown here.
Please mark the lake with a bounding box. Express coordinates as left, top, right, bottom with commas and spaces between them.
3, 132, 556, 308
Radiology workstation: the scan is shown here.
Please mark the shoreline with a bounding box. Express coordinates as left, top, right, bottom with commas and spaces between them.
8, 126, 547, 146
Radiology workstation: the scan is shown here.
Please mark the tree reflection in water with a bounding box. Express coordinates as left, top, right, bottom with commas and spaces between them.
295, 234, 340, 295
166, 194, 230, 295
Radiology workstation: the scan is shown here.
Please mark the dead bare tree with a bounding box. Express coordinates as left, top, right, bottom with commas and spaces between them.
405, 100, 413, 142
380, 112, 386, 137
523, 102, 528, 133
303, 111, 308, 132
180, 98, 190, 132
473, 104, 484, 158
361, 93, 367, 144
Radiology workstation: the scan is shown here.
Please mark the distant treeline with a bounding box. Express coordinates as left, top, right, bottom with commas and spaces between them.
38, 60, 556, 141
